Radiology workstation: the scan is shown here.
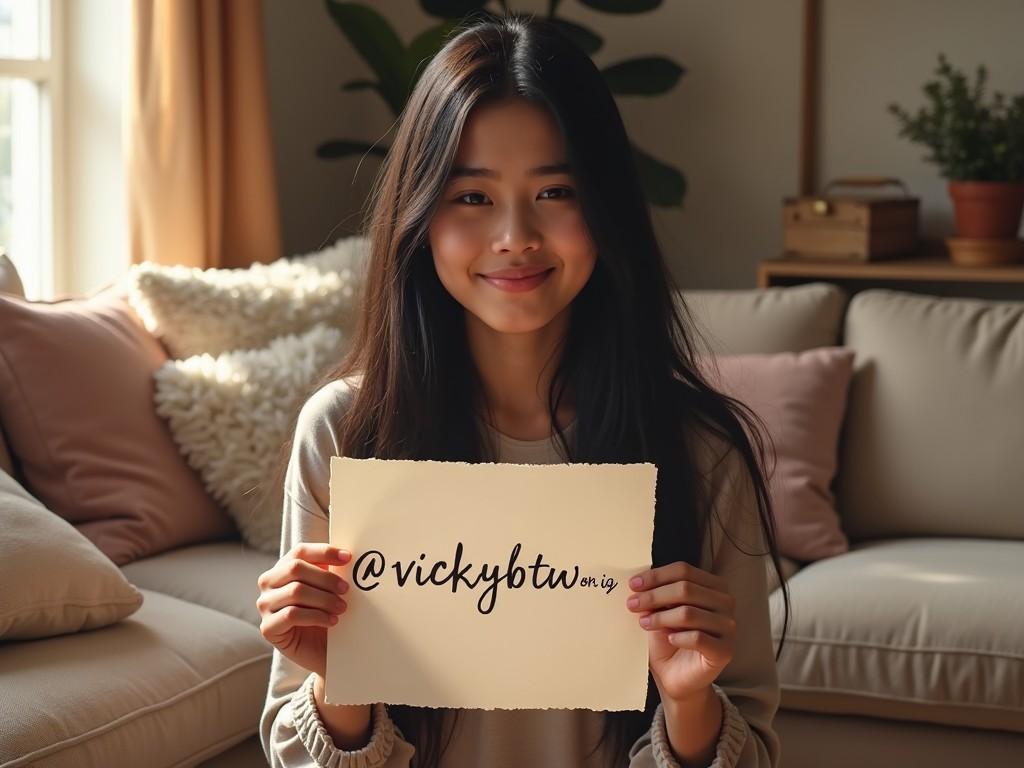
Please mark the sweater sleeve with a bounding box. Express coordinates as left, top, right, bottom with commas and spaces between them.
626, 438, 783, 768
259, 382, 417, 768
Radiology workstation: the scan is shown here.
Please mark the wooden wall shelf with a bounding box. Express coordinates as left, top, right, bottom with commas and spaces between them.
758, 255, 1024, 302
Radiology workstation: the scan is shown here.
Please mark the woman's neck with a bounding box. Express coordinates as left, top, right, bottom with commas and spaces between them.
466, 309, 575, 441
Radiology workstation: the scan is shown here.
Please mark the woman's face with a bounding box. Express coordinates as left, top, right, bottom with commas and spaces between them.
428, 97, 597, 336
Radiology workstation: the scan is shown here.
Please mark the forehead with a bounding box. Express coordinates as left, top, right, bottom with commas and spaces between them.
453, 97, 566, 166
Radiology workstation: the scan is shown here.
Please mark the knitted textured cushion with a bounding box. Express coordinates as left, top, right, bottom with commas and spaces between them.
124, 235, 369, 359
153, 324, 346, 552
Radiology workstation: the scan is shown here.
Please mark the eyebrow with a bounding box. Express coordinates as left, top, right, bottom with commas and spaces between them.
448, 162, 572, 180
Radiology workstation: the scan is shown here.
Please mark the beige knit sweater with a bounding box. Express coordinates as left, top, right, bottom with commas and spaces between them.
259, 379, 782, 767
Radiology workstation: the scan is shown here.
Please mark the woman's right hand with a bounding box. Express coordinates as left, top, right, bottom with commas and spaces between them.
256, 543, 352, 678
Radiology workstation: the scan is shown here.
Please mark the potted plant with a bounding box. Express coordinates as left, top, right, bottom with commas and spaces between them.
888, 54, 1024, 264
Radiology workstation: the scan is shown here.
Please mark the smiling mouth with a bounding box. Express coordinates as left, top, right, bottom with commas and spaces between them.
479, 267, 555, 293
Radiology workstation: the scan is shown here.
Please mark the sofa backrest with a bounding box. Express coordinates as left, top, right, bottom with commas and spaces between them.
680, 282, 847, 354
836, 289, 1024, 542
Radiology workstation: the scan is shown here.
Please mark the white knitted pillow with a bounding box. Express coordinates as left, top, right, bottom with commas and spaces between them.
125, 235, 370, 359
153, 323, 346, 552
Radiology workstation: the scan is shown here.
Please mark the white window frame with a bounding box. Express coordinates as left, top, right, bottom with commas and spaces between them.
0, 0, 64, 300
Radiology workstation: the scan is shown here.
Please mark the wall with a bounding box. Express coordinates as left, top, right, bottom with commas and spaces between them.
263, 0, 1024, 290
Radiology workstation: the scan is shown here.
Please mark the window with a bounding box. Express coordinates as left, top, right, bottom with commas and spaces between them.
0, 0, 60, 301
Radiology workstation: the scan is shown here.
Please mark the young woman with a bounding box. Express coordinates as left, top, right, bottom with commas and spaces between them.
257, 12, 790, 768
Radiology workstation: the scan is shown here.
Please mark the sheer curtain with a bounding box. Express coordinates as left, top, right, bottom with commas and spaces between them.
127, 0, 282, 268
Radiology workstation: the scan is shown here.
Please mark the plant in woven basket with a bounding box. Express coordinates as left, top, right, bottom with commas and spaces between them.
317, 0, 687, 207
888, 53, 1024, 243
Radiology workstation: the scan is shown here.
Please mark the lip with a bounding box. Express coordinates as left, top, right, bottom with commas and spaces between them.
481, 266, 553, 279
479, 266, 555, 293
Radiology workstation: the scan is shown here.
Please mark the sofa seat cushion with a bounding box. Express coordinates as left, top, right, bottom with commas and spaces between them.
0, 590, 272, 768
769, 539, 1024, 733
121, 542, 277, 627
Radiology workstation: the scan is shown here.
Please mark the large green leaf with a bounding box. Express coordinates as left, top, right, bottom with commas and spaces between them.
324, 1, 408, 114
316, 139, 390, 160
406, 21, 459, 87
632, 144, 686, 207
602, 56, 684, 95
548, 18, 603, 55
341, 79, 378, 92
420, 0, 488, 19
578, 0, 662, 13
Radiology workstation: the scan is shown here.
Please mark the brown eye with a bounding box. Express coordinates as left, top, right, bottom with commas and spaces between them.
456, 192, 488, 205
540, 187, 575, 200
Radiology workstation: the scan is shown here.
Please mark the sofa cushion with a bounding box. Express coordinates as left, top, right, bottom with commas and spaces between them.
708, 348, 855, 562
0, 253, 25, 478
152, 324, 346, 554
837, 289, 1024, 540
770, 538, 1024, 733
0, 469, 144, 640
681, 282, 847, 354
123, 235, 368, 359
0, 589, 273, 768
121, 542, 277, 627
0, 288, 235, 565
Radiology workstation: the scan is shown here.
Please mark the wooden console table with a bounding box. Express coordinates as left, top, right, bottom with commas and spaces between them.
758, 255, 1024, 302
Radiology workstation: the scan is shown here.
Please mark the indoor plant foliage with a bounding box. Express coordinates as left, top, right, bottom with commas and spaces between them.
318, 0, 687, 207
888, 53, 1024, 240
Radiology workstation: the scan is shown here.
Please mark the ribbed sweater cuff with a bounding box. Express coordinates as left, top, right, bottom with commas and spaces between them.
650, 685, 749, 768
291, 674, 397, 768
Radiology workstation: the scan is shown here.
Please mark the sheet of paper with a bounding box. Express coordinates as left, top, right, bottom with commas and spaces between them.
325, 457, 656, 711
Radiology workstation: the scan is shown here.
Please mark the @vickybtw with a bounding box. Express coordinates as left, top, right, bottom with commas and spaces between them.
326, 456, 655, 711
351, 542, 620, 615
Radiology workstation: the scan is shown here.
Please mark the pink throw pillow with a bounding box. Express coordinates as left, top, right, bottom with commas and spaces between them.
0, 288, 235, 564
709, 348, 855, 562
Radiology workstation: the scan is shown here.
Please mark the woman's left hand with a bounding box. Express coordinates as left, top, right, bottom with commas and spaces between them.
626, 561, 737, 703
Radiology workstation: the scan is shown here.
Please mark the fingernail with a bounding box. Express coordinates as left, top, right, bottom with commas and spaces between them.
639, 615, 651, 627
627, 596, 640, 609
337, 549, 351, 561
329, 615, 339, 624
337, 580, 348, 594
630, 576, 643, 589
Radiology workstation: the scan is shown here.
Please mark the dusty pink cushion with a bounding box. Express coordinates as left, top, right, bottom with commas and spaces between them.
0, 288, 235, 564
709, 348, 855, 562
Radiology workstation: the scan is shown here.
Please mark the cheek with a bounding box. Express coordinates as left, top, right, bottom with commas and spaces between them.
429, 215, 481, 283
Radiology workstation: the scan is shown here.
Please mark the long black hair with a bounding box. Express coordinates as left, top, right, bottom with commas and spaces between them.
268, 11, 790, 767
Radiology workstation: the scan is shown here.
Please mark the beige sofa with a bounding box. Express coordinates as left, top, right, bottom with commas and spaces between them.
1, 277, 1021, 767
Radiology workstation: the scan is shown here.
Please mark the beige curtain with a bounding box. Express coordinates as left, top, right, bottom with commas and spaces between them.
127, 0, 282, 268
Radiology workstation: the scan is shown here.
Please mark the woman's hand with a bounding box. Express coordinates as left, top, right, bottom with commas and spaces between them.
626, 561, 736, 703
256, 543, 352, 678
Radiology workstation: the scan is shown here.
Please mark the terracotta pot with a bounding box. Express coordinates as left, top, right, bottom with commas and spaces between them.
948, 180, 1024, 238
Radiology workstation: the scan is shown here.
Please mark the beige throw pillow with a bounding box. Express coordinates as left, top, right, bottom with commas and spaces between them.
124, 235, 369, 359
0, 469, 144, 640
153, 324, 347, 552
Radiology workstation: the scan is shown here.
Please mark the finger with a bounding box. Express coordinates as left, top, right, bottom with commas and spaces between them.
258, 581, 349, 617
626, 579, 731, 614
259, 556, 350, 595
287, 542, 352, 567
665, 630, 732, 667
629, 561, 723, 592
260, 605, 338, 643
639, 605, 735, 637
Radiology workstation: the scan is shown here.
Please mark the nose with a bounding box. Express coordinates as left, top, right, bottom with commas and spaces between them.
491, 198, 542, 255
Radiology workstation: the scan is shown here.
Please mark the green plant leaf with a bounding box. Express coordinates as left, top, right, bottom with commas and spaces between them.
578, 0, 662, 14
316, 139, 390, 160
406, 21, 459, 87
547, 18, 603, 55
602, 56, 684, 95
632, 144, 686, 207
341, 79, 378, 92
324, 1, 409, 114
420, 0, 488, 19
